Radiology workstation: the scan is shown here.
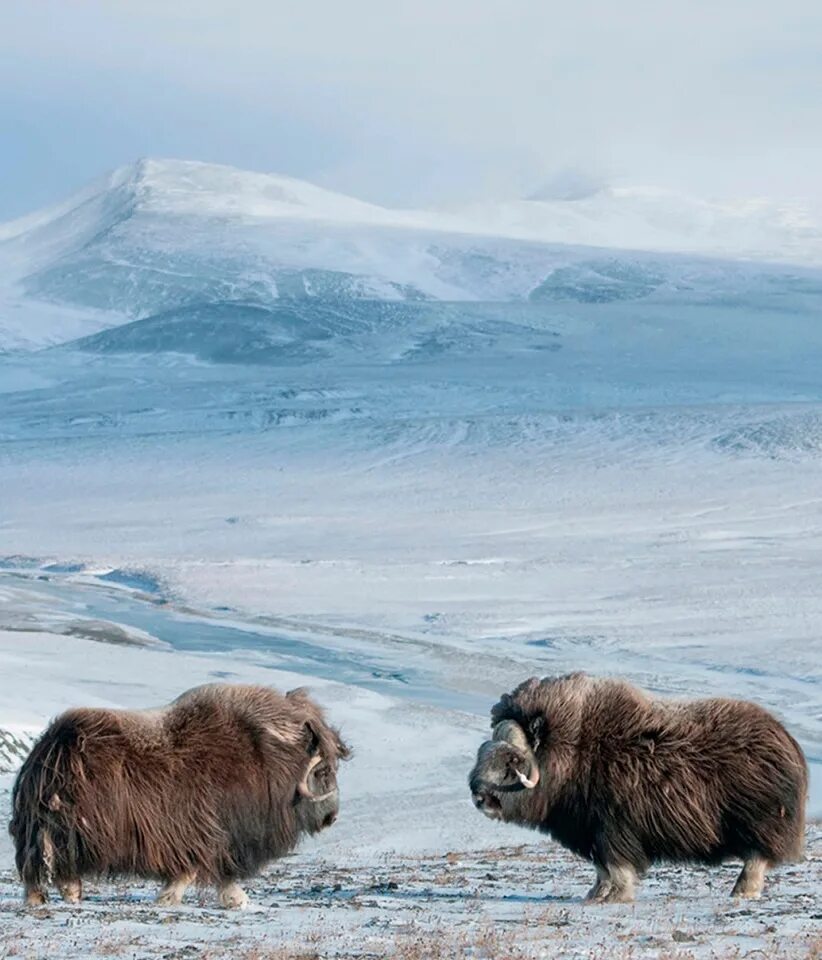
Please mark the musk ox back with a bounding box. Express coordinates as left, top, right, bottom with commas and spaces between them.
9, 683, 350, 908
469, 673, 807, 903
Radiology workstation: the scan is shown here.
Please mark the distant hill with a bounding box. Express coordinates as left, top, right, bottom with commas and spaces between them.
1, 158, 821, 353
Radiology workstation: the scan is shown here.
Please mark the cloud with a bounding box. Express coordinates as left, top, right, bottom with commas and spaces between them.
1, 0, 821, 217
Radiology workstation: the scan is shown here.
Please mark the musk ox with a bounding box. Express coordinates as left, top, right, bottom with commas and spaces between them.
9, 683, 349, 908
469, 673, 807, 903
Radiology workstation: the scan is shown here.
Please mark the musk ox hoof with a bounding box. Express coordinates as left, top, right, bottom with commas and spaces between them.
731, 879, 764, 900
586, 887, 635, 904
156, 889, 185, 907
585, 866, 636, 904
58, 880, 82, 904
24, 887, 47, 907
219, 883, 249, 910
584, 883, 612, 903
156, 873, 196, 907
585, 867, 613, 903
584, 892, 610, 904
599, 887, 635, 904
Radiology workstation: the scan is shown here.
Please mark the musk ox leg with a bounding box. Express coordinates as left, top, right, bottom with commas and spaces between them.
731, 856, 768, 899
58, 879, 82, 904
585, 865, 613, 903
22, 828, 55, 906
218, 881, 249, 910
156, 872, 196, 907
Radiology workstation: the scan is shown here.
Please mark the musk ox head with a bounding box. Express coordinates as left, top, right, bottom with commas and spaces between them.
469, 718, 541, 819
280, 687, 351, 836
293, 721, 349, 835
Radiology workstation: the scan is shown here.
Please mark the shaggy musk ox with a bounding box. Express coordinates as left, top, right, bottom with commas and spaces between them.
469, 673, 807, 903
9, 684, 349, 908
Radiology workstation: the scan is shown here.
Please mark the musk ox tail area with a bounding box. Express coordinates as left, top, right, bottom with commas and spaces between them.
9, 712, 90, 890
779, 731, 809, 863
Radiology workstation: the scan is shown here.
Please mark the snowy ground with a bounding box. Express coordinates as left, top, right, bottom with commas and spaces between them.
0, 830, 820, 959
0, 630, 819, 960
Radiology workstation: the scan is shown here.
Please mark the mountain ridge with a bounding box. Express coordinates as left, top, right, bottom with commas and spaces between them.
1, 158, 821, 352
3, 157, 821, 262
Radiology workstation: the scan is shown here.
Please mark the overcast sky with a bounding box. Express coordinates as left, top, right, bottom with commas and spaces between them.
1, 0, 821, 220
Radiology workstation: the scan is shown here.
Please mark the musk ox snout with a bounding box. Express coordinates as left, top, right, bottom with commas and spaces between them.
297, 788, 340, 834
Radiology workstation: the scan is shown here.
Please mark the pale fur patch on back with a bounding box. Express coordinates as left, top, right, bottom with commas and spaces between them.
262, 722, 305, 745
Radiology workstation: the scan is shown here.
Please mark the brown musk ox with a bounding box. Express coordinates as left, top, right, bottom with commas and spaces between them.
9, 683, 350, 908
469, 672, 807, 903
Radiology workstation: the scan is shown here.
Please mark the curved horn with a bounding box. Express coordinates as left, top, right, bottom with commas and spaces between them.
297, 754, 323, 798
514, 765, 540, 789
492, 720, 540, 789
297, 754, 337, 802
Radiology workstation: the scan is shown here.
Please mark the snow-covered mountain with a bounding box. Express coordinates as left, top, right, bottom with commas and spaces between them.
1, 158, 821, 352
455, 186, 822, 267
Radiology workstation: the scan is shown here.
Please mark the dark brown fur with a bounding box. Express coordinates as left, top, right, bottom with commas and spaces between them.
9, 684, 349, 906
469, 673, 807, 901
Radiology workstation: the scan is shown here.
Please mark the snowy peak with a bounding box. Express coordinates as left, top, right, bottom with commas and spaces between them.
0, 160, 396, 252
125, 159, 409, 225
3, 157, 822, 267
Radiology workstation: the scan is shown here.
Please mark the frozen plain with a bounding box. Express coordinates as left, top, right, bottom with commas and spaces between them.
0, 160, 821, 957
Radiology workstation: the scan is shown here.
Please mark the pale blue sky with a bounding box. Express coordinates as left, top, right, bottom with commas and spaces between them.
2, 0, 821, 220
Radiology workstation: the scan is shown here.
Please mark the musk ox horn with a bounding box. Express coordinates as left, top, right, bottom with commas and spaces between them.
514, 767, 539, 789
492, 720, 540, 789
297, 754, 336, 802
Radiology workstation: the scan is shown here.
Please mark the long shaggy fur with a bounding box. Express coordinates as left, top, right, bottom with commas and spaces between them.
470, 673, 807, 895
9, 684, 349, 897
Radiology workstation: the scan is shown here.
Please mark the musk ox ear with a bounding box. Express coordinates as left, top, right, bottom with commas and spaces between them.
301, 720, 351, 761
528, 716, 545, 749
302, 721, 322, 756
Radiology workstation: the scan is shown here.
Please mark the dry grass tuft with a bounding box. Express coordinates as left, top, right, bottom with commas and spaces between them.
390, 922, 533, 960
94, 937, 131, 957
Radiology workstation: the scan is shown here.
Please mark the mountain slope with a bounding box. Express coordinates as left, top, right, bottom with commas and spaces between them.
2, 158, 822, 352
456, 186, 822, 267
